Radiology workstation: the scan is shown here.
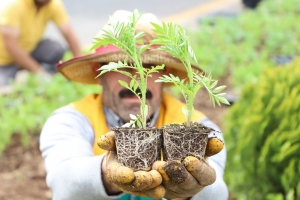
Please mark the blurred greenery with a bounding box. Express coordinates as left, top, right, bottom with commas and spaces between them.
0, 73, 99, 154
223, 57, 300, 200
190, 0, 300, 92
0, 47, 97, 153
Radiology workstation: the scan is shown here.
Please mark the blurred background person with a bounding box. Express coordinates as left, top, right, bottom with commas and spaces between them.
0, 0, 81, 87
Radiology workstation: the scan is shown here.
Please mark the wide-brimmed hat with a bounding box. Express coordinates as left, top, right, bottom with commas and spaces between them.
57, 10, 203, 86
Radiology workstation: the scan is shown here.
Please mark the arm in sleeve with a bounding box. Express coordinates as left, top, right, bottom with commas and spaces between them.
39, 106, 124, 200
190, 118, 229, 200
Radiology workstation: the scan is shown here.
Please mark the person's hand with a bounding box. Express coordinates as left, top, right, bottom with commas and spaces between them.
98, 131, 165, 199
152, 137, 224, 199
98, 131, 224, 199
152, 157, 215, 199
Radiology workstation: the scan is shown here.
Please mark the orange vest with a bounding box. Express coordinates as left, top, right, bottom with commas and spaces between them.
70, 92, 206, 155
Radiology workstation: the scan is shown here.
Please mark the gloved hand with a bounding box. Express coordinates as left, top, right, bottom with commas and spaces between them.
98, 131, 224, 199
98, 131, 165, 199
152, 137, 224, 199
152, 157, 215, 199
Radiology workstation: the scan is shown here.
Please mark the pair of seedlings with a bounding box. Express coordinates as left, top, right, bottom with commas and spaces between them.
94, 10, 228, 171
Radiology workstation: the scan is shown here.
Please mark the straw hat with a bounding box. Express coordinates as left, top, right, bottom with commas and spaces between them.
57, 10, 203, 86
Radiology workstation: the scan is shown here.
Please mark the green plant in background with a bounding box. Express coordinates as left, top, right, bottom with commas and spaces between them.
151, 22, 229, 125
0, 74, 99, 154
91, 10, 164, 128
189, 0, 300, 92
223, 57, 300, 199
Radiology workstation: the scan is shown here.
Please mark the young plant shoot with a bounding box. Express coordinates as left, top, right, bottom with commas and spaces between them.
151, 22, 230, 126
91, 10, 164, 128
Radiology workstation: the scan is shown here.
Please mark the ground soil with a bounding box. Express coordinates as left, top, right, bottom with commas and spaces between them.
0, 76, 233, 200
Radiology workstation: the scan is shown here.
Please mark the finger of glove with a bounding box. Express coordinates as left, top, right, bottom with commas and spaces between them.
177, 169, 200, 190
152, 161, 172, 183
153, 160, 192, 195
106, 152, 135, 184
144, 185, 166, 199
97, 131, 116, 151
161, 170, 203, 198
107, 163, 135, 184
133, 171, 153, 190
153, 160, 201, 198
205, 137, 224, 157
163, 160, 189, 184
105, 151, 118, 182
163, 160, 200, 191
143, 170, 163, 190
118, 171, 153, 192
183, 156, 216, 186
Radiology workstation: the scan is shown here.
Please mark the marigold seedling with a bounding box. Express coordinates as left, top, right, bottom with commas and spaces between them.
151, 22, 230, 126
91, 10, 164, 128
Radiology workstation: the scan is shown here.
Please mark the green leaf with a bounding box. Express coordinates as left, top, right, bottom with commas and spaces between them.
151, 22, 165, 36
118, 71, 134, 78
218, 97, 230, 105
210, 80, 218, 89
118, 80, 129, 89
129, 79, 135, 88
136, 118, 142, 127
133, 82, 139, 92
213, 85, 227, 93
135, 32, 145, 40
139, 44, 151, 53
216, 93, 226, 97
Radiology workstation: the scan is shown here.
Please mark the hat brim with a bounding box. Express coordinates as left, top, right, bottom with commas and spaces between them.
57, 48, 203, 87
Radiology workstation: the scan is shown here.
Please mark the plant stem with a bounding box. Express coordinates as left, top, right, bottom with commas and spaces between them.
187, 65, 193, 85
135, 54, 147, 128
184, 58, 194, 126
138, 64, 147, 128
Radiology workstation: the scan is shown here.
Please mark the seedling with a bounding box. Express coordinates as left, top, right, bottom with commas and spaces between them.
91, 10, 164, 128
151, 22, 230, 126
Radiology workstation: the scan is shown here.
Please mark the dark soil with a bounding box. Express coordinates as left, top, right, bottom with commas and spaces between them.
113, 127, 162, 171
162, 123, 212, 161
0, 76, 232, 200
0, 134, 52, 200
164, 160, 188, 184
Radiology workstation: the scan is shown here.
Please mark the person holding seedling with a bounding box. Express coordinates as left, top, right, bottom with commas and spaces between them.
40, 10, 229, 200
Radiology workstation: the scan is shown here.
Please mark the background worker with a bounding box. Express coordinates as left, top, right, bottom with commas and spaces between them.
40, 10, 228, 200
0, 0, 81, 87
